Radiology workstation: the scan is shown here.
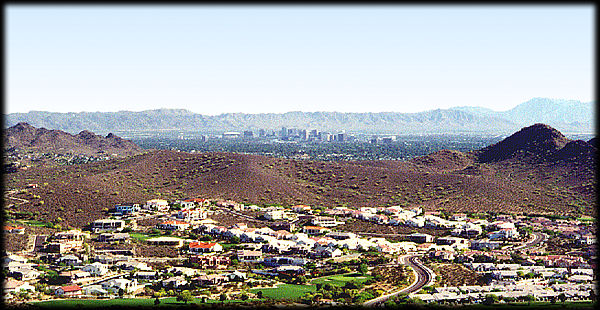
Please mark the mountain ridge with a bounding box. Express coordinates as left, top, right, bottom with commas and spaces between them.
5, 98, 594, 135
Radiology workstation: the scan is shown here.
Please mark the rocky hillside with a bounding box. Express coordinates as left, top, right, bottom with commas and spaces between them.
4, 122, 144, 156
5, 124, 595, 228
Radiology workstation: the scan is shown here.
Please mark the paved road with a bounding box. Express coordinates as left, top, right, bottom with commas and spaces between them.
514, 232, 546, 250
363, 254, 435, 307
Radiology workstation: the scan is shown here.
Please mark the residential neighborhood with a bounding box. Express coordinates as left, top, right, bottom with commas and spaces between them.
2, 197, 596, 307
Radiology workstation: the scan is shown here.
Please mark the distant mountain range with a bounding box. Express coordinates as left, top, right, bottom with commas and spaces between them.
4, 98, 595, 135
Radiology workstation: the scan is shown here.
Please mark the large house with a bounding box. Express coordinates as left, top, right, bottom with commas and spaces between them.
91, 219, 125, 233
55, 285, 82, 297
310, 216, 343, 227
115, 204, 140, 216
144, 199, 170, 212
157, 220, 190, 231
236, 250, 263, 263
303, 226, 331, 235
176, 208, 208, 222
82, 262, 109, 276
189, 241, 223, 253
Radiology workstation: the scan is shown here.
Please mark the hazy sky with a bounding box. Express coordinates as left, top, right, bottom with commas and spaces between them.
6, 5, 594, 115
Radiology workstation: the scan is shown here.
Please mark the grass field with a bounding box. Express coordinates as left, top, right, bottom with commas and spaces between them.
129, 232, 164, 241
311, 272, 371, 286
31, 297, 261, 308
247, 272, 372, 300
23, 220, 53, 228
249, 284, 317, 300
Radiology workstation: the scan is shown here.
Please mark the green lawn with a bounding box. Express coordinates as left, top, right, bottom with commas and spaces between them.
310, 272, 371, 287
23, 220, 53, 228
129, 232, 162, 241
31, 297, 262, 308
249, 284, 317, 300
245, 272, 371, 301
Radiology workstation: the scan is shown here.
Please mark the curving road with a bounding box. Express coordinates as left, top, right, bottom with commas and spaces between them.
514, 232, 546, 250
363, 254, 435, 307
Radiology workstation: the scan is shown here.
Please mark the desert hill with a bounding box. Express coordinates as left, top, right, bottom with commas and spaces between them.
5, 124, 595, 228
4, 122, 144, 157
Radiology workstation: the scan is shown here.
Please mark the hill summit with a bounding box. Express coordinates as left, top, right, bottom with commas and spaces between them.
476, 123, 571, 163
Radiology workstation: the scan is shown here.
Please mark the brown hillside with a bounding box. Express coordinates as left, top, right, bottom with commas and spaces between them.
476, 123, 570, 163
4, 122, 143, 156
5, 124, 595, 229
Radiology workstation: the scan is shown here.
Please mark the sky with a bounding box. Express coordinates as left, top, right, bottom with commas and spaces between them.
6, 5, 594, 115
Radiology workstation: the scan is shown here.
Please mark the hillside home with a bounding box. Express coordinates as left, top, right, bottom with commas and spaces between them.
451, 213, 468, 221
406, 217, 426, 227
236, 250, 263, 263
436, 236, 470, 250
157, 220, 190, 231
55, 285, 82, 297
326, 231, 357, 240
227, 270, 247, 281
188, 255, 230, 268
275, 265, 305, 276
91, 219, 125, 233
4, 280, 35, 295
269, 221, 296, 232
82, 285, 109, 297
311, 216, 343, 227
176, 208, 208, 221
292, 205, 312, 213
488, 227, 520, 240
82, 262, 109, 276
312, 246, 343, 258
57, 254, 82, 266
117, 260, 151, 271
135, 271, 159, 281
407, 233, 434, 243
303, 226, 331, 235
162, 276, 188, 288
115, 204, 140, 216
193, 274, 228, 286
189, 241, 223, 253
97, 232, 130, 243
263, 256, 306, 267
4, 225, 25, 234
470, 239, 501, 250
144, 199, 170, 212
58, 270, 91, 282
101, 278, 140, 294
12, 268, 41, 281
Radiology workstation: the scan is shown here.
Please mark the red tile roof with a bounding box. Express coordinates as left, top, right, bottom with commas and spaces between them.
60, 285, 82, 292
189, 241, 218, 249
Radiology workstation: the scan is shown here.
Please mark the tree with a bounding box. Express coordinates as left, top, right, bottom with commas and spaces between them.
256, 291, 263, 299
358, 263, 368, 275
220, 293, 227, 303
118, 288, 125, 298
240, 293, 249, 301
177, 290, 193, 304
154, 297, 160, 305
558, 292, 567, 303
483, 294, 498, 305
